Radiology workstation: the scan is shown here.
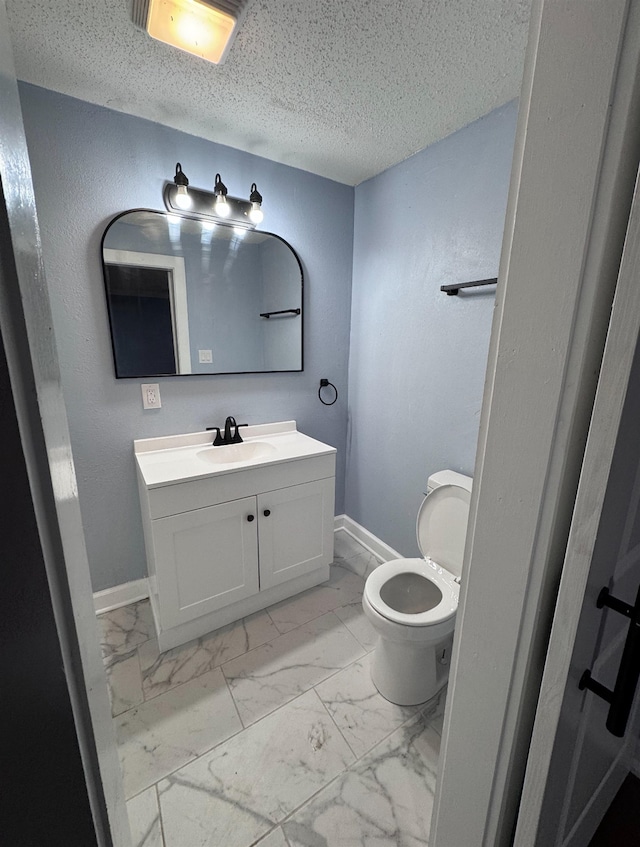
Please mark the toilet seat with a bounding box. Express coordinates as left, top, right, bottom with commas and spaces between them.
364, 483, 470, 627
365, 558, 458, 627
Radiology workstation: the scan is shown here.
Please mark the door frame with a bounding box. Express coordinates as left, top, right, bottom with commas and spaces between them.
514, 157, 640, 846
103, 248, 192, 374
0, 3, 131, 844
5, 1, 640, 845
432, 0, 640, 844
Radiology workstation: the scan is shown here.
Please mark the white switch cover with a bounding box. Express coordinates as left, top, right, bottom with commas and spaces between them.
141, 383, 161, 409
199, 349, 213, 364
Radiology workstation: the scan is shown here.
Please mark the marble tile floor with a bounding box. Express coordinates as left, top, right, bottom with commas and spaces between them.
97, 531, 446, 847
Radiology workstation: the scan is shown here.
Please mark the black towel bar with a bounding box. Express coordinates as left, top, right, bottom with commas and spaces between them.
259, 308, 301, 318
440, 277, 497, 296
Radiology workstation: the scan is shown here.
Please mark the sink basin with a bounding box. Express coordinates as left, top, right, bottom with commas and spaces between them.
196, 442, 277, 465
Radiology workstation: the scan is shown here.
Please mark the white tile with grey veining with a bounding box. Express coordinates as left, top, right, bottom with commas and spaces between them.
315, 654, 417, 758
431, 713, 445, 737
283, 710, 441, 847
266, 565, 365, 634
158, 689, 354, 847
98, 599, 154, 658
255, 827, 289, 847
333, 531, 368, 564
138, 610, 279, 700
126, 786, 164, 847
334, 599, 378, 652
104, 647, 144, 716
223, 611, 366, 725
360, 550, 385, 579
339, 549, 384, 580
115, 667, 242, 799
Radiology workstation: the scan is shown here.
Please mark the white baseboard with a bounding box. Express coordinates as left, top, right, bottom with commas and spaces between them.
93, 578, 149, 614
93, 516, 398, 614
334, 514, 401, 563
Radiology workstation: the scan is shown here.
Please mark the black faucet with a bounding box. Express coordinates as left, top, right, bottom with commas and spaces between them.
224, 416, 237, 443
207, 417, 248, 445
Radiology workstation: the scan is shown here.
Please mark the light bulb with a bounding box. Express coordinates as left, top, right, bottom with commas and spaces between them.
175, 184, 191, 209
248, 184, 263, 225
215, 195, 230, 218
248, 203, 264, 224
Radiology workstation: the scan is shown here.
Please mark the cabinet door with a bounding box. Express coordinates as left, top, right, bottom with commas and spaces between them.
153, 496, 259, 629
258, 477, 335, 590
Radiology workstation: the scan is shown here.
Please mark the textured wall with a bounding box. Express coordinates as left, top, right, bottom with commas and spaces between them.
19, 83, 353, 592
345, 101, 518, 556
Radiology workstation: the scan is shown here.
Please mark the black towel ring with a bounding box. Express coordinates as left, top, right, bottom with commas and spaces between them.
318, 378, 338, 406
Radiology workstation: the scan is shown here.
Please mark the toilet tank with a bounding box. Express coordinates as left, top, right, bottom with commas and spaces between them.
427, 469, 472, 494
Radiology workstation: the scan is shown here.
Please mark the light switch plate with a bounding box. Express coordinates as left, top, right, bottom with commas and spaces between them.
199, 349, 213, 364
141, 383, 161, 409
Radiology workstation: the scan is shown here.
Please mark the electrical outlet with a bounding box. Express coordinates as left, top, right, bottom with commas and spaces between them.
199, 349, 213, 364
141, 383, 161, 409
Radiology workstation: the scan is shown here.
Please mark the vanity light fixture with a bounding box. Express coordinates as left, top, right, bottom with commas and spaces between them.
173, 162, 191, 209
248, 183, 264, 224
132, 0, 252, 65
163, 164, 266, 229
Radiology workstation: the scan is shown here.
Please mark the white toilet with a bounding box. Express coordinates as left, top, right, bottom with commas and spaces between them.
362, 470, 472, 706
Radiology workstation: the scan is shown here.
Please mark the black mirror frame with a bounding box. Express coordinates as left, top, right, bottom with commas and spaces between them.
100, 208, 304, 378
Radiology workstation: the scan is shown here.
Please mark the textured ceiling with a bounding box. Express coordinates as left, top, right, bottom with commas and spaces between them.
6, 0, 531, 185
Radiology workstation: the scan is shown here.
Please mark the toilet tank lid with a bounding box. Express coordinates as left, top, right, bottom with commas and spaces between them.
427, 470, 472, 492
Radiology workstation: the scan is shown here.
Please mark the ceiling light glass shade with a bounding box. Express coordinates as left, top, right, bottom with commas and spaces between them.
147, 0, 237, 64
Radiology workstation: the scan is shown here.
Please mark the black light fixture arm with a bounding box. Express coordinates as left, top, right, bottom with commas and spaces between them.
579, 583, 640, 737
214, 173, 228, 198
249, 183, 262, 205
174, 162, 189, 187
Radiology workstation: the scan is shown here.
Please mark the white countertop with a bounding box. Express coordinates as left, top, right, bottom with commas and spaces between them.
135, 421, 336, 489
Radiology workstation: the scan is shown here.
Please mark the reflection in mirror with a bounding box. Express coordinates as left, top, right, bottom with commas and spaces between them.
101, 210, 303, 377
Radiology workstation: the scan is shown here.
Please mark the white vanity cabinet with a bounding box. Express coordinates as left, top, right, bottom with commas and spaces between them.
152, 496, 260, 630
257, 478, 333, 590
135, 422, 336, 651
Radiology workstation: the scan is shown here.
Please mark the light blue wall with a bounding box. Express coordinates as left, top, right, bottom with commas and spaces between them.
19, 83, 353, 592
20, 80, 517, 590
345, 101, 518, 557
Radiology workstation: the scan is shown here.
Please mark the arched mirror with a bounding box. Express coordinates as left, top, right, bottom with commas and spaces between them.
101, 210, 303, 377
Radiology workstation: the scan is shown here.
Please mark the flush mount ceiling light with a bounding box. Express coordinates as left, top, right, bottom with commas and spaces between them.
132, 0, 252, 65
164, 163, 265, 229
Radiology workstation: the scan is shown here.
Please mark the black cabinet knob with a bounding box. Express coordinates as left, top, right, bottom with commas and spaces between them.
247, 514, 255, 522
263, 509, 271, 517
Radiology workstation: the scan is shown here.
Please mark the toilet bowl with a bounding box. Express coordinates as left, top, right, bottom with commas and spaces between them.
362, 471, 472, 706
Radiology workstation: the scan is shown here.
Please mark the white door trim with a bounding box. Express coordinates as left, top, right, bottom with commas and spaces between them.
431, 1, 640, 844
514, 164, 640, 845
0, 4, 131, 843
103, 248, 192, 374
